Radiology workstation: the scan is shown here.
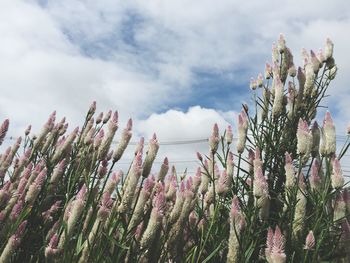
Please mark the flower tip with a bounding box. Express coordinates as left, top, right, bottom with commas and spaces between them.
127, 118, 132, 130
163, 157, 169, 165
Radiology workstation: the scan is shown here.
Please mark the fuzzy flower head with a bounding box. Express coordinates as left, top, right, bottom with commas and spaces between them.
324, 37, 334, 60
271, 226, 286, 263
98, 192, 113, 221
332, 158, 344, 189
253, 167, 268, 198
310, 160, 321, 191
226, 125, 233, 144
217, 170, 229, 196
304, 231, 315, 250
108, 111, 118, 132
277, 33, 286, 53
284, 152, 296, 189
265, 62, 272, 79
152, 190, 166, 218
12, 220, 27, 247
237, 110, 248, 154
297, 119, 312, 157
103, 110, 112, 124
45, 233, 60, 258
322, 111, 336, 156
0, 119, 9, 145
112, 118, 132, 162
209, 123, 220, 153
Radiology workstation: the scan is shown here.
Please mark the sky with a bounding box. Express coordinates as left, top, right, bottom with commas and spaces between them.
1, 0, 350, 175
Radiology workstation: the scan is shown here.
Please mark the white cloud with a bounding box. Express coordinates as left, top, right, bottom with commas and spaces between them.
1, 0, 350, 174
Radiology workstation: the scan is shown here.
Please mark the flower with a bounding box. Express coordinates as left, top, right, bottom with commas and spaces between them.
332, 158, 344, 189
304, 231, 315, 250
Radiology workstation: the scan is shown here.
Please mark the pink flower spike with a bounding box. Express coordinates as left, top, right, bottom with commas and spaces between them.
196, 152, 203, 162
0, 119, 10, 145
10, 200, 23, 221
272, 225, 285, 253
266, 227, 274, 252
24, 125, 31, 136
226, 125, 233, 144
126, 118, 132, 130
230, 195, 240, 218
304, 231, 315, 250
102, 110, 112, 124
49, 233, 59, 248
96, 112, 103, 124
76, 184, 87, 201
89, 101, 96, 114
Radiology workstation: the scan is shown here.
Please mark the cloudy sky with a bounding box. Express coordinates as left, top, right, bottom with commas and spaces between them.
1, 0, 350, 175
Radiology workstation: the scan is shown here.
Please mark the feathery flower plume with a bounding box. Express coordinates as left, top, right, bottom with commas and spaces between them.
34, 111, 56, 150
304, 231, 315, 250
322, 111, 336, 156
237, 110, 248, 154
169, 181, 186, 225
334, 192, 346, 222
226, 125, 233, 144
265, 63, 272, 79
94, 129, 105, 149
134, 136, 144, 155
24, 125, 31, 136
96, 112, 103, 124
25, 168, 47, 205
324, 37, 334, 60
42, 201, 62, 223
284, 152, 296, 189
0, 119, 9, 145
310, 160, 321, 191
118, 152, 142, 213
87, 101, 96, 118
297, 118, 312, 157
97, 192, 114, 221
0, 220, 27, 263
45, 233, 60, 259
265, 227, 274, 263
317, 48, 326, 63
271, 226, 286, 263
103, 110, 112, 124
250, 78, 257, 90
142, 133, 159, 177
128, 176, 155, 231
52, 127, 79, 164
59, 185, 87, 248
105, 170, 121, 195
217, 170, 230, 195
192, 167, 202, 193
272, 42, 279, 64
261, 87, 271, 121
257, 73, 264, 87
227, 196, 245, 263
277, 33, 286, 53
157, 157, 169, 182
254, 167, 270, 220
113, 118, 133, 162
311, 121, 320, 157
310, 50, 321, 73
293, 175, 307, 237
49, 159, 66, 190
253, 147, 263, 175
332, 158, 344, 189
98, 111, 118, 160
140, 190, 165, 249
209, 123, 220, 153
253, 167, 268, 198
